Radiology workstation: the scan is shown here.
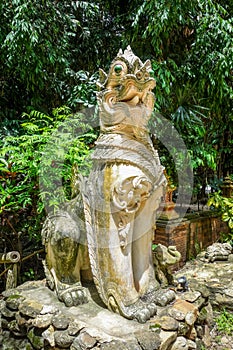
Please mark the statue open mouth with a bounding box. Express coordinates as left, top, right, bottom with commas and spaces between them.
98, 46, 156, 110
116, 78, 155, 106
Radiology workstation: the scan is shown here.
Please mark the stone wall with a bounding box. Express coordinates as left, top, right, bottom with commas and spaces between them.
155, 211, 229, 267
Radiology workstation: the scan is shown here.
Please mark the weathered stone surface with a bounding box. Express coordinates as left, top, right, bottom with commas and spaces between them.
180, 291, 201, 303
40, 304, 58, 315
2, 288, 21, 298
170, 336, 188, 350
169, 299, 198, 325
54, 329, 75, 348
159, 330, 177, 350
204, 302, 214, 327
205, 242, 232, 262
98, 341, 142, 350
0, 299, 6, 311
185, 311, 196, 326
1, 331, 33, 350
195, 325, 203, 338
68, 320, 86, 336
52, 314, 70, 329
76, 330, 97, 348
5, 294, 25, 310
202, 325, 211, 348
70, 337, 82, 350
136, 330, 161, 350
196, 306, 208, 325
19, 299, 43, 318
15, 311, 28, 329
30, 313, 53, 328
80, 326, 116, 344
187, 339, 197, 349
178, 322, 190, 337
191, 284, 210, 299
214, 292, 233, 309
168, 308, 185, 321
0, 279, 214, 350
175, 253, 233, 311
193, 296, 206, 310
150, 316, 179, 331
42, 325, 55, 347
1, 305, 15, 318
7, 319, 21, 335
188, 326, 197, 341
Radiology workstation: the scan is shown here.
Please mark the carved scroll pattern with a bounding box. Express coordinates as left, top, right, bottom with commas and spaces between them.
112, 175, 152, 248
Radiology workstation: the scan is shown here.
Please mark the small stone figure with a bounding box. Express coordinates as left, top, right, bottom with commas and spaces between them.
153, 244, 181, 287
205, 242, 232, 262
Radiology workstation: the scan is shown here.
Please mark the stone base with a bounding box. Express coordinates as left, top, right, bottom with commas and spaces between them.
0, 280, 212, 349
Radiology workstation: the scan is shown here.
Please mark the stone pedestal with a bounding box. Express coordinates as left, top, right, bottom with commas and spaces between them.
158, 179, 179, 221
0, 280, 212, 349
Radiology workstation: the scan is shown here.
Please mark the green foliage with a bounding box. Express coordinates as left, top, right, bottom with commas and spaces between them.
0, 106, 97, 289
0, 107, 96, 215
0, 0, 75, 115
191, 1, 233, 111
67, 70, 99, 109
208, 191, 233, 243
133, 0, 233, 188
151, 60, 177, 112
0, 0, 130, 118
133, 0, 196, 59
215, 309, 233, 335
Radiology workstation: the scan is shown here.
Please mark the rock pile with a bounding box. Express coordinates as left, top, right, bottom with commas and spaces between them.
0, 280, 212, 349
175, 246, 233, 311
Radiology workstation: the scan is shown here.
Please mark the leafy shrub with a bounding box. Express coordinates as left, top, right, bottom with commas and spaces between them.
216, 309, 233, 335
208, 189, 233, 243
0, 106, 98, 289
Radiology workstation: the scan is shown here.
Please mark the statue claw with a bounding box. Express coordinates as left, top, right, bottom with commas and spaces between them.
133, 300, 157, 323
57, 283, 88, 307
146, 302, 157, 316
144, 288, 176, 307
111, 297, 157, 323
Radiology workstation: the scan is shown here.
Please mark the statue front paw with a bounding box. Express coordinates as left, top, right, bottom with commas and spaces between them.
125, 300, 157, 323
56, 282, 89, 307
143, 288, 176, 308
109, 296, 157, 323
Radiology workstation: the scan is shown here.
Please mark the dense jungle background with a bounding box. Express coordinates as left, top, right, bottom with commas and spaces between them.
0, 0, 232, 290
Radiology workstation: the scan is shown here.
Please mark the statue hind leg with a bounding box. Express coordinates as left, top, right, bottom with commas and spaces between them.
42, 205, 91, 307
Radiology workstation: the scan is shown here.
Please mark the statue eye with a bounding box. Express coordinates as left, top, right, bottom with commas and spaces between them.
136, 71, 143, 80
114, 64, 123, 75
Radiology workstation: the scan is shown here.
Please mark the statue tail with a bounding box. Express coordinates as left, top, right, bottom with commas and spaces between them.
81, 179, 108, 306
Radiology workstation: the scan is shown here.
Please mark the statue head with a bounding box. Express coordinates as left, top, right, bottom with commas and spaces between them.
97, 46, 156, 111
